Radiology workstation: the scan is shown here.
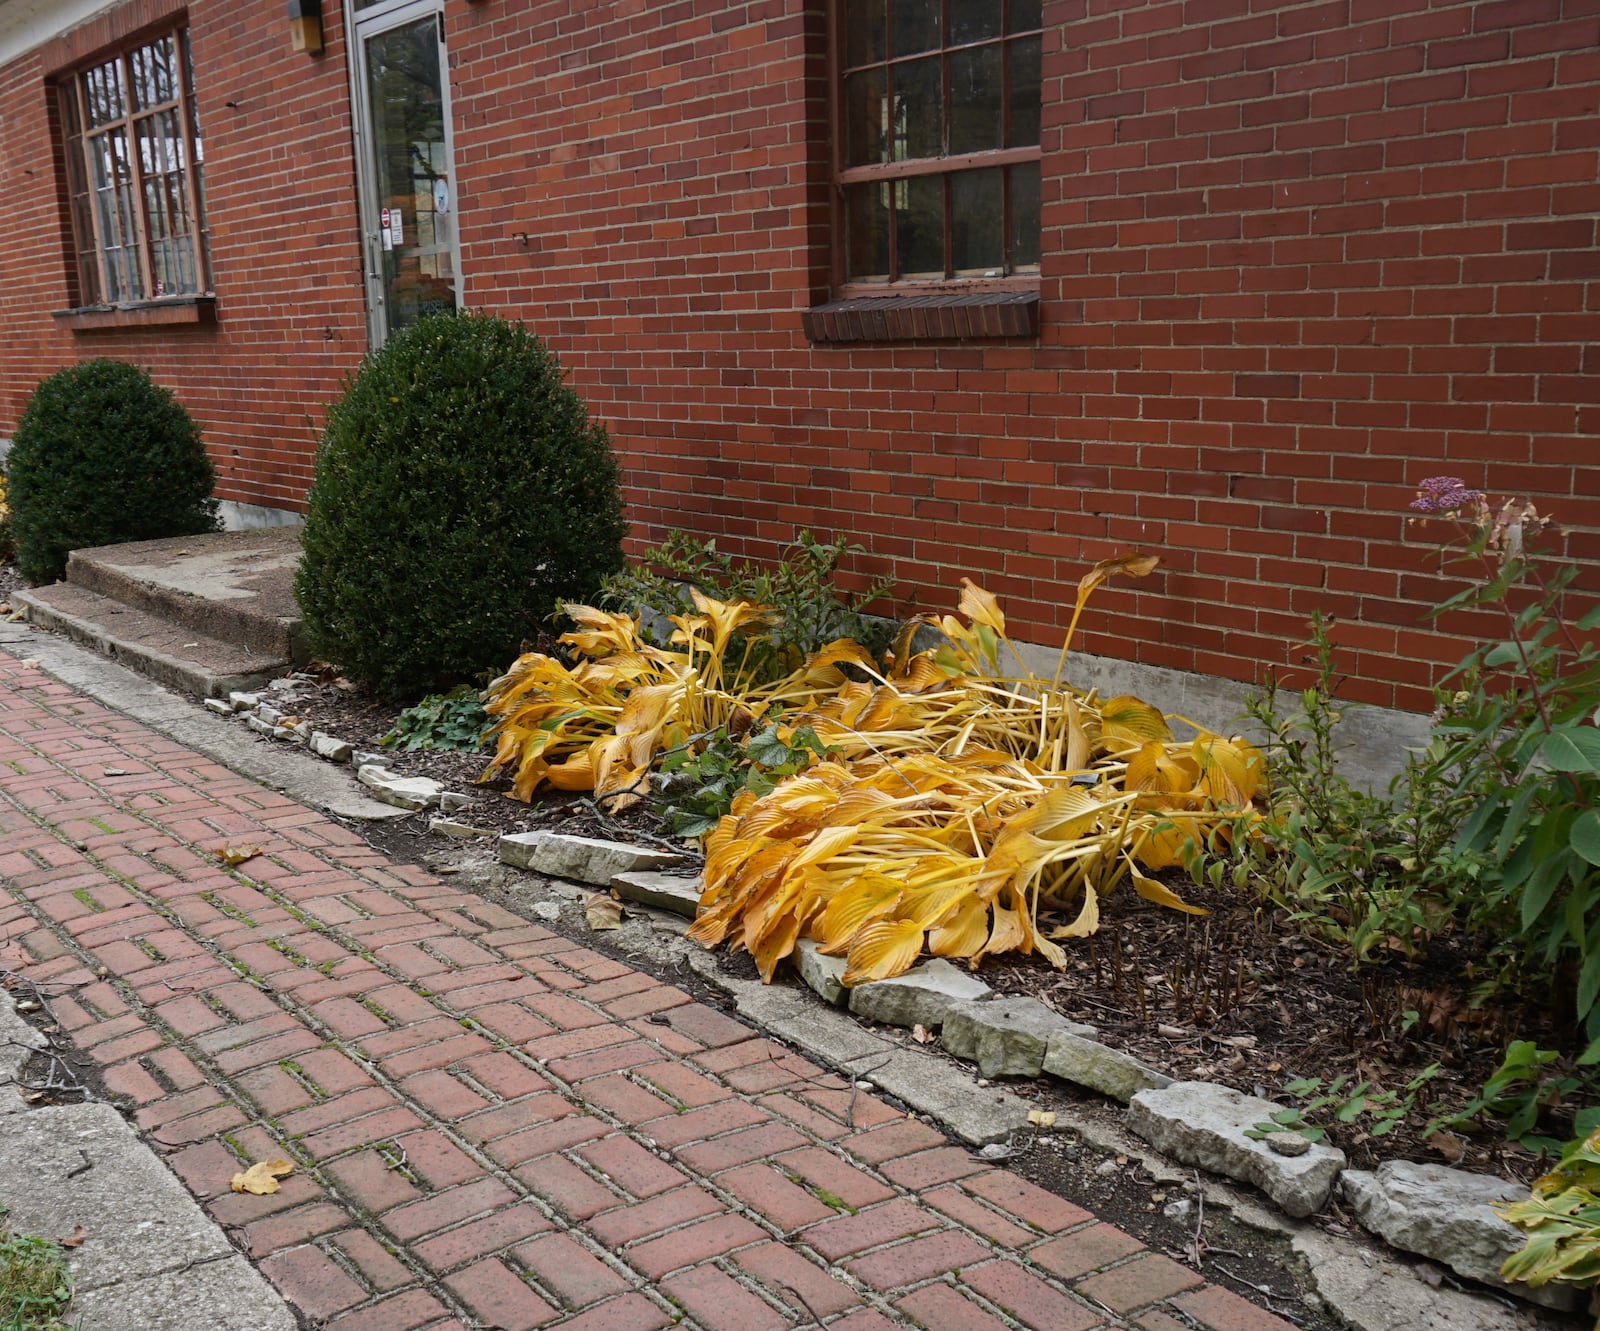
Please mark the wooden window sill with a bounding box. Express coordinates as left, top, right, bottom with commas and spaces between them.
52, 297, 217, 331
803, 291, 1039, 343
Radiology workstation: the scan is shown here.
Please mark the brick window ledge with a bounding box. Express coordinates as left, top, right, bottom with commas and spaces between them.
52, 296, 217, 331
803, 291, 1039, 343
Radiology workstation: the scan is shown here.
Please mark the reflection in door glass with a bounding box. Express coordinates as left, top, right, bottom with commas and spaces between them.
365, 17, 456, 333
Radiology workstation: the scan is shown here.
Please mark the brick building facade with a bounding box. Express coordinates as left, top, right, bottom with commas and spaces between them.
1, 0, 1596, 714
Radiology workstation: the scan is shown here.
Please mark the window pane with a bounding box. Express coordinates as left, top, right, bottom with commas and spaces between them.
130, 35, 176, 110
1009, 160, 1041, 270
1007, 35, 1042, 147
891, 55, 941, 160
950, 1, 1001, 45
1009, 0, 1043, 31
84, 59, 124, 126
949, 45, 1001, 153
890, 0, 939, 58
845, 182, 891, 281
896, 173, 944, 278
844, 67, 888, 165
846, 0, 886, 66
952, 167, 1003, 275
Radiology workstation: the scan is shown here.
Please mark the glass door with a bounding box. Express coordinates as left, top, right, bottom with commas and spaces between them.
350, 0, 459, 345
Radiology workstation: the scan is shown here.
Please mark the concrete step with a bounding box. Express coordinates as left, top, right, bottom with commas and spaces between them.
14, 581, 289, 698
63, 527, 304, 660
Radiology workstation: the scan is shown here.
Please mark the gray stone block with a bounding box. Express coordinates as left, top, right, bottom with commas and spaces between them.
848, 958, 989, 1029
795, 939, 848, 1006
940, 996, 1095, 1078
1127, 1080, 1345, 1218
610, 869, 703, 918
499, 830, 683, 884
1042, 1029, 1172, 1102
357, 765, 444, 811
1342, 1162, 1577, 1311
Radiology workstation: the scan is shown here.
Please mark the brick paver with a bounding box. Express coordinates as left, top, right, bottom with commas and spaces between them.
0, 651, 1300, 1330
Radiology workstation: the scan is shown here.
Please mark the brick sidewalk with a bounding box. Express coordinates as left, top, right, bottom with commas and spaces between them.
0, 650, 1294, 1331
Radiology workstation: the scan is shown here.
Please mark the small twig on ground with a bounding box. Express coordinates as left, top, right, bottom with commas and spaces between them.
779, 1282, 827, 1330
1211, 1263, 1306, 1325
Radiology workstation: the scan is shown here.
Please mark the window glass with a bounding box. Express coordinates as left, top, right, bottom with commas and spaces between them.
59, 29, 208, 304
896, 174, 945, 278
1007, 36, 1042, 148
845, 67, 887, 166
846, 0, 886, 65
950, 0, 1001, 45
891, 0, 940, 58
1009, 0, 1043, 31
892, 56, 942, 161
845, 183, 892, 282
1009, 161, 1041, 270
949, 44, 1001, 153
952, 167, 1003, 274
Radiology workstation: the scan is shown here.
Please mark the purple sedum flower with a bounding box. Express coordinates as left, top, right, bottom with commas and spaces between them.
1409, 475, 1483, 514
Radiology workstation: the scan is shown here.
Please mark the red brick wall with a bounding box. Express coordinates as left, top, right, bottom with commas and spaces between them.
0, 0, 367, 513
3, 0, 1597, 712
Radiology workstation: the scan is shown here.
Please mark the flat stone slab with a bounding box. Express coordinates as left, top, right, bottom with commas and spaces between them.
500, 831, 684, 884
310, 731, 353, 762
610, 869, 703, 918
795, 938, 848, 1006
848, 957, 990, 1028
429, 817, 493, 840
0, 1100, 294, 1331
1042, 1029, 1172, 1102
1128, 1080, 1345, 1218
940, 996, 1096, 1078
357, 764, 444, 810
1341, 1161, 1577, 1311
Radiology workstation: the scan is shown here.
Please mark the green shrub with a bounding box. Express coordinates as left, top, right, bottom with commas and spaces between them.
295, 312, 626, 700
6, 359, 219, 585
600, 529, 898, 672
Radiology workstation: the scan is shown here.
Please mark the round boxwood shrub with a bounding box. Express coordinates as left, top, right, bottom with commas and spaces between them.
7, 359, 219, 585
294, 312, 627, 699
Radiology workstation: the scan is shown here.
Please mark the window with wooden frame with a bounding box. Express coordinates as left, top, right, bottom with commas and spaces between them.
807, 0, 1043, 342
57, 27, 210, 310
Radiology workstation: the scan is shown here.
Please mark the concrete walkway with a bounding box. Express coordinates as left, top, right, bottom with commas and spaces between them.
0, 644, 1293, 1331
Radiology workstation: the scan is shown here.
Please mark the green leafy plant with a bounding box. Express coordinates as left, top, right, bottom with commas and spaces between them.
1406, 482, 1600, 1036
6, 359, 219, 586
600, 529, 897, 670
1499, 1125, 1600, 1299
382, 685, 491, 752
656, 717, 832, 839
1247, 1064, 1440, 1146
295, 312, 626, 699
1429, 1040, 1600, 1156
1196, 612, 1487, 964
0, 1210, 74, 1331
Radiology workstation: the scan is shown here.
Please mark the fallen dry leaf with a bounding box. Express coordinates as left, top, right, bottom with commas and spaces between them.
1027, 1109, 1057, 1129
1427, 1129, 1465, 1164
583, 893, 624, 931
57, 1226, 87, 1249
215, 843, 263, 866
229, 1159, 295, 1195
910, 1024, 934, 1044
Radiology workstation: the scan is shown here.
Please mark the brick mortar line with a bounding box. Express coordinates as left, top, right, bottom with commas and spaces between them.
0, 670, 1224, 1329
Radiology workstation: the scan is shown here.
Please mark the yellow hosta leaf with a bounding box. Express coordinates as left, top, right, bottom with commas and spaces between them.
1047, 886, 1100, 939
1077, 551, 1160, 602
230, 1159, 294, 1195
215, 843, 262, 867
842, 916, 926, 985
1130, 870, 1209, 916
928, 895, 990, 958
814, 875, 904, 952
958, 579, 1006, 636
1193, 734, 1264, 804
1099, 697, 1172, 750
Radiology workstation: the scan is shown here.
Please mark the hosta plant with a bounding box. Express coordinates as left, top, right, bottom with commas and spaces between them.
1499, 1126, 1600, 1304
484, 557, 1265, 984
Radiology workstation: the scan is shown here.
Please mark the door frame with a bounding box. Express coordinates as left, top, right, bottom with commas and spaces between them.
344, 0, 462, 348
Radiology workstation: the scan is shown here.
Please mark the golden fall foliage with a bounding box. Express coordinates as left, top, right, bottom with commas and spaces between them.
483, 558, 1263, 986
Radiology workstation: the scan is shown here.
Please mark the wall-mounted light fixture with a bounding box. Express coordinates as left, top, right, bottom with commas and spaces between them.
288, 0, 323, 54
